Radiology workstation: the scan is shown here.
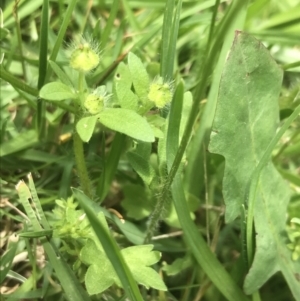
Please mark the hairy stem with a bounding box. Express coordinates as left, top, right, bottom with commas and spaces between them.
73, 72, 93, 199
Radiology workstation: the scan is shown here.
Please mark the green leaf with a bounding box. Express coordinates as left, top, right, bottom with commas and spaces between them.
16, 180, 91, 301
114, 61, 132, 88
121, 245, 167, 291
99, 108, 154, 142
128, 52, 149, 100
0, 129, 38, 157
39, 82, 77, 101
121, 184, 153, 220
19, 230, 52, 238
127, 142, 156, 185
73, 189, 143, 301
147, 114, 166, 139
76, 116, 98, 143
0, 27, 9, 40
81, 238, 166, 294
79, 211, 166, 295
162, 256, 192, 276
209, 31, 283, 223
0, 239, 18, 284
49, 60, 73, 87
80, 239, 115, 295
208, 32, 300, 298
115, 81, 139, 111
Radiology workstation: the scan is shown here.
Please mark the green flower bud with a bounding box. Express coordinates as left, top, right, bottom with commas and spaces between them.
70, 42, 100, 73
84, 94, 104, 115
148, 79, 172, 108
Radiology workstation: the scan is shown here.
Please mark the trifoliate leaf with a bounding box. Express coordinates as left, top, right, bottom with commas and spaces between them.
99, 108, 155, 142
115, 81, 139, 111
128, 52, 149, 100
76, 115, 98, 142
39, 82, 77, 101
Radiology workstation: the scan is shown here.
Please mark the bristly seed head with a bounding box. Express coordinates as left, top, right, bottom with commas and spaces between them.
147, 77, 173, 109
69, 38, 100, 73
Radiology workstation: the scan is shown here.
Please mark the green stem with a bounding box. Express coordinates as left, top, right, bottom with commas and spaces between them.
73, 72, 93, 199
73, 112, 93, 199
144, 180, 170, 243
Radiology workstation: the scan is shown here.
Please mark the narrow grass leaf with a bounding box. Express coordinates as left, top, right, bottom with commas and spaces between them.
45, 0, 77, 82
101, 0, 121, 47
171, 175, 250, 301
27, 173, 50, 230
49, 60, 73, 87
160, 0, 175, 80
0, 238, 18, 284
37, 0, 48, 89
72, 188, 144, 301
19, 230, 53, 238
0, 130, 38, 157
166, 0, 182, 80
0, 66, 38, 97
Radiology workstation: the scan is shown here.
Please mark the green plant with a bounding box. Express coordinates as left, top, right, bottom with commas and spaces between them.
1, 0, 300, 301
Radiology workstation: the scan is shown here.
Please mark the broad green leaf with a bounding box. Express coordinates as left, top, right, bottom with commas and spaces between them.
121, 245, 167, 291
76, 116, 98, 142
209, 31, 283, 223
80, 239, 115, 295
208, 32, 300, 298
114, 62, 132, 88
80, 213, 166, 295
128, 52, 149, 100
39, 82, 77, 101
115, 81, 139, 111
99, 108, 154, 142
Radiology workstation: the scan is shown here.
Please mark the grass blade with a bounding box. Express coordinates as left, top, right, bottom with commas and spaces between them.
160, 0, 175, 80
37, 0, 49, 137
101, 0, 121, 47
